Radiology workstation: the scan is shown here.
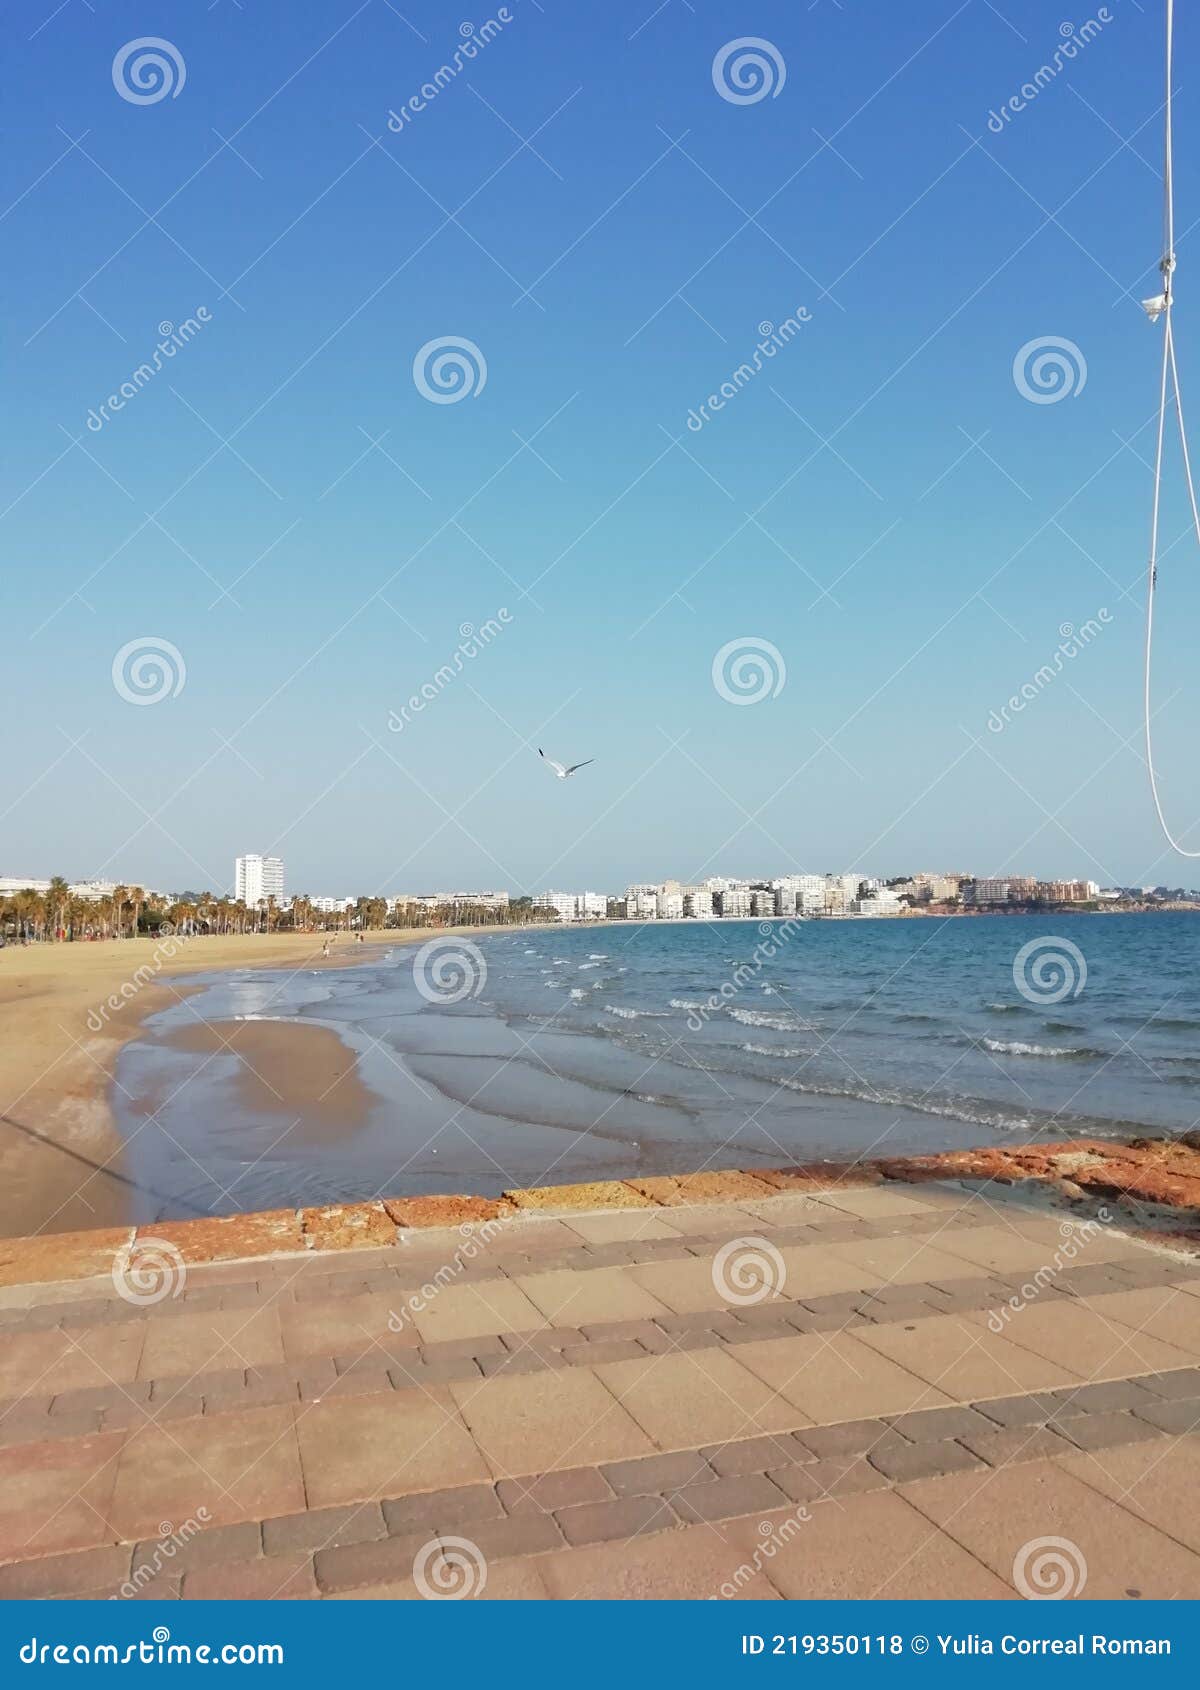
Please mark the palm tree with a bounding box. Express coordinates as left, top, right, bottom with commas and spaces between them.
46, 876, 69, 940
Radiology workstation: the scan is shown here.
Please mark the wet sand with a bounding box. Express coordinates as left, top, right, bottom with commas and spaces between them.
0, 928, 511, 1239
154, 1019, 378, 1140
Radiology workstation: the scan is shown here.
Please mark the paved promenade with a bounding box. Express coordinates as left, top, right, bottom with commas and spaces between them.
2, 1176, 1200, 1599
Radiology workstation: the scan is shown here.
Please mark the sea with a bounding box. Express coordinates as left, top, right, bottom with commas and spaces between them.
113, 912, 1200, 1223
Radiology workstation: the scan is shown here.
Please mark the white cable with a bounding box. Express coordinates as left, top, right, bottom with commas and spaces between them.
1144, 0, 1200, 853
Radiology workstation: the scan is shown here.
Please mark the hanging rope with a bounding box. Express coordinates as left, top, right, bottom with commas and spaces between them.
1145, 0, 1200, 854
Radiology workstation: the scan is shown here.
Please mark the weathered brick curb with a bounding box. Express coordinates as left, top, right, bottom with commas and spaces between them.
4, 1135, 1198, 1290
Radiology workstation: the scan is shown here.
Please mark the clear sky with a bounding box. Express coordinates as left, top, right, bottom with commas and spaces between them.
5, 0, 1198, 895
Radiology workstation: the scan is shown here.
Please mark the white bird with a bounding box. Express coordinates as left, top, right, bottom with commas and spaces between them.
539, 748, 594, 780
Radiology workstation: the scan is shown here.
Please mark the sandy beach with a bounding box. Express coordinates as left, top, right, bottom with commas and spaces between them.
0, 928, 508, 1240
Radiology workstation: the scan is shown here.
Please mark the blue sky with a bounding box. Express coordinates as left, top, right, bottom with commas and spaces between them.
5, 0, 1198, 895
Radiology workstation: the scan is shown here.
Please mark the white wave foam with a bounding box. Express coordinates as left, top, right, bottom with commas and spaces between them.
728, 1007, 797, 1031
982, 1037, 1078, 1057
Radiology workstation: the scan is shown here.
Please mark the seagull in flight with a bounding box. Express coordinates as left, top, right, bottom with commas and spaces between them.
539, 748, 595, 780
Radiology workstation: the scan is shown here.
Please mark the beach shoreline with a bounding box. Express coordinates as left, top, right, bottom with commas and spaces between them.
0, 925, 530, 1241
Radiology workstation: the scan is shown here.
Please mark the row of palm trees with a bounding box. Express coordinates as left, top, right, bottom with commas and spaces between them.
0, 882, 557, 943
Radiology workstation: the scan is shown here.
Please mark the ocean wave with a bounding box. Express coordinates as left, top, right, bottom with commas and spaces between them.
603, 1004, 673, 1020
569, 988, 586, 1000
740, 1042, 814, 1058
669, 997, 708, 1010
588, 953, 608, 960
981, 1037, 1084, 1058
578, 962, 601, 970
728, 1007, 802, 1032
984, 1002, 1031, 1014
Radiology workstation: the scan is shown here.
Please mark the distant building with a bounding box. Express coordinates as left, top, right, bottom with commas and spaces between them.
682, 886, 714, 918
533, 891, 607, 922
625, 885, 659, 920
235, 854, 285, 906
0, 876, 52, 896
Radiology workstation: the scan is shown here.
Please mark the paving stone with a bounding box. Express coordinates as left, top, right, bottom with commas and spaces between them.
887, 1405, 994, 1442
263, 1359, 336, 1397
0, 1544, 132, 1599
581, 1318, 665, 1345
1132, 1396, 1200, 1435
703, 1433, 812, 1476
797, 1418, 895, 1459
1043, 1379, 1156, 1417
560, 1340, 645, 1366
262, 1502, 386, 1555
973, 1391, 1061, 1428
132, 1520, 261, 1573
1138, 1366, 1200, 1399
501, 1327, 583, 1354
183, 1555, 316, 1600
803, 1456, 895, 1497
765, 1464, 824, 1504
601, 1450, 714, 1496
322, 1367, 394, 1398
556, 1493, 674, 1546
1055, 1411, 1156, 1452
423, 1333, 506, 1361
867, 1438, 985, 1483
51, 1381, 152, 1416
9, 1408, 103, 1441
314, 1532, 434, 1593
496, 1467, 611, 1514
477, 1350, 548, 1378
800, 1292, 870, 1322
960, 1424, 1074, 1466
458, 1512, 563, 1560
382, 1483, 502, 1537
204, 1378, 299, 1413
672, 1473, 790, 1524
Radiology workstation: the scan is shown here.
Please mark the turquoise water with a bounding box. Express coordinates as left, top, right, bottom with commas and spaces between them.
114, 912, 1200, 1222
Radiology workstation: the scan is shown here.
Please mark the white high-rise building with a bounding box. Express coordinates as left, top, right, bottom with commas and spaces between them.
235, 854, 285, 906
